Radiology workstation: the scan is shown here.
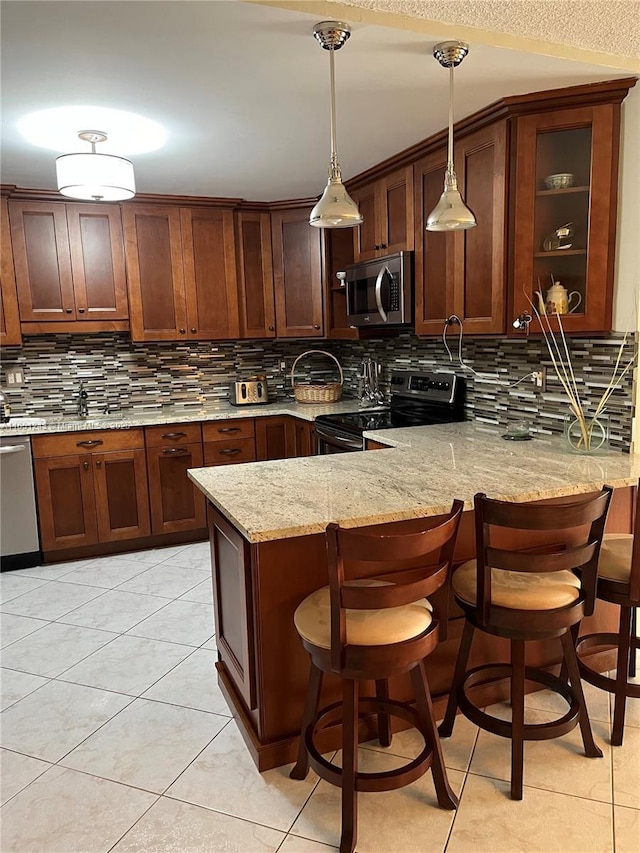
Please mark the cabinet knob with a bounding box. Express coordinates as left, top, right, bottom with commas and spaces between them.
190, 327, 197, 334
373, 244, 379, 250
313, 324, 321, 330
179, 328, 186, 334
95, 459, 102, 468
78, 308, 85, 314
268, 325, 275, 331
380, 243, 387, 249
82, 460, 89, 471
65, 308, 73, 314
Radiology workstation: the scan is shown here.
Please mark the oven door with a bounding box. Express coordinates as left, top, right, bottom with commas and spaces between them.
315, 424, 363, 454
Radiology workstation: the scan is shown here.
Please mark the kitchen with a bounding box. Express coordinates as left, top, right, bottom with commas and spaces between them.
1, 1, 639, 852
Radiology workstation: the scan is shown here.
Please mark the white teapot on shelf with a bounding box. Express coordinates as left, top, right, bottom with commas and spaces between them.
536, 281, 582, 315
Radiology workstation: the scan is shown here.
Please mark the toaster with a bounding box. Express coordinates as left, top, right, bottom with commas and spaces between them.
230, 378, 270, 406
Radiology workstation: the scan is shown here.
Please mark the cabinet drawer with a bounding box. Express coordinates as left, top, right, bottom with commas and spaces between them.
204, 437, 256, 466
145, 423, 203, 447
32, 429, 145, 458
202, 419, 255, 443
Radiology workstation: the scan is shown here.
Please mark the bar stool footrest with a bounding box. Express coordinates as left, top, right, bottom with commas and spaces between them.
305, 697, 434, 793
458, 664, 581, 741
576, 633, 640, 699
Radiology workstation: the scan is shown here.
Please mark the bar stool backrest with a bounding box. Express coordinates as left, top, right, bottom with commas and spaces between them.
326, 500, 464, 671
629, 480, 640, 604
474, 488, 613, 627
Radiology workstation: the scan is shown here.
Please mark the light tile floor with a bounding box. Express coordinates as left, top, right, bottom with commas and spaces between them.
0, 543, 638, 852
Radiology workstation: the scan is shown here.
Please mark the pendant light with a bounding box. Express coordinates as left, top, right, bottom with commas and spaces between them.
426, 42, 476, 231
56, 130, 135, 202
309, 21, 362, 229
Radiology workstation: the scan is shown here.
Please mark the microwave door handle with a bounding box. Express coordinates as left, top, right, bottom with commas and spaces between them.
374, 266, 389, 323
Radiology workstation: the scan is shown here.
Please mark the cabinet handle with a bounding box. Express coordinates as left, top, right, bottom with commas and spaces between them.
380, 243, 387, 249
217, 427, 240, 434
65, 308, 73, 314
82, 460, 89, 471
78, 308, 86, 314
219, 448, 241, 455
95, 459, 102, 468
161, 432, 186, 439
190, 327, 197, 333
179, 328, 186, 334
162, 447, 189, 455
268, 325, 275, 331
76, 439, 103, 448
313, 324, 321, 330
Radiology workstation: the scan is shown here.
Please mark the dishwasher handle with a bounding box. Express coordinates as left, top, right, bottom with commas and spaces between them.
0, 444, 27, 455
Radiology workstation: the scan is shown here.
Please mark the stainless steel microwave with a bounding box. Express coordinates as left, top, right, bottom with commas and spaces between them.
344, 251, 413, 327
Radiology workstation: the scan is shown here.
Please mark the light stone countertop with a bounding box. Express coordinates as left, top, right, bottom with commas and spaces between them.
0, 398, 369, 437
188, 421, 640, 543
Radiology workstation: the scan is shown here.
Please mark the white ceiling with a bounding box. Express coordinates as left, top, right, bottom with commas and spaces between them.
1, 0, 631, 201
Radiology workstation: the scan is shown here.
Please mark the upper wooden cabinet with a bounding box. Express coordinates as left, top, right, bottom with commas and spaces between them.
510, 104, 619, 335
414, 122, 507, 336
9, 200, 127, 327
0, 199, 22, 346
352, 166, 414, 262
271, 208, 324, 337
236, 211, 276, 338
124, 204, 239, 342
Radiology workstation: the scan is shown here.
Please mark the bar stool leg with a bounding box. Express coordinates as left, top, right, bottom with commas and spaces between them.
290, 662, 323, 780
612, 605, 633, 747
628, 607, 637, 679
560, 630, 603, 757
510, 639, 526, 801
411, 660, 458, 810
440, 620, 475, 738
375, 680, 392, 747
341, 678, 359, 853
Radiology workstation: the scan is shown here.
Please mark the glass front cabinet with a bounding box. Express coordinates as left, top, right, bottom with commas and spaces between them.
511, 104, 620, 334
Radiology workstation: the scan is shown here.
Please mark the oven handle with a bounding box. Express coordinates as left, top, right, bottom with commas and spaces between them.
315, 427, 363, 452
374, 266, 390, 323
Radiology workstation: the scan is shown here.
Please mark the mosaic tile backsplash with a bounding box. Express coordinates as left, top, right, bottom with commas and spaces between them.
1, 331, 636, 449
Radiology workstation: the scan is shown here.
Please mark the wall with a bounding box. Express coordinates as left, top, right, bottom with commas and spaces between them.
1, 331, 635, 450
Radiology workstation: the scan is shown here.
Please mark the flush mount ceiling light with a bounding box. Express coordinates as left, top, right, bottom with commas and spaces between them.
426, 41, 476, 232
56, 130, 135, 202
309, 21, 363, 230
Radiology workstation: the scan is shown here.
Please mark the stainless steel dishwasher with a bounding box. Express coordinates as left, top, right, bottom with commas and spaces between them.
0, 434, 41, 570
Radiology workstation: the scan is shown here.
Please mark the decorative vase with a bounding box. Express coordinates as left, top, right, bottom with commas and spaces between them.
564, 414, 609, 454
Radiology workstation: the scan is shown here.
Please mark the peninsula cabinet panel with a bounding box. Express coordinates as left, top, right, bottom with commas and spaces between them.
147, 441, 206, 536
255, 415, 296, 461
34, 455, 99, 552
93, 449, 151, 542
123, 204, 187, 341
181, 207, 240, 340
9, 201, 74, 321
236, 211, 276, 338
66, 204, 128, 321
414, 147, 454, 335
271, 209, 324, 337
0, 199, 21, 346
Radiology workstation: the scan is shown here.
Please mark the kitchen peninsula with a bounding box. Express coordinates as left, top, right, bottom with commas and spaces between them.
188, 424, 640, 770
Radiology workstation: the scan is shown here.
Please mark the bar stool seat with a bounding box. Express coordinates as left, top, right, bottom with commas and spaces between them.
575, 487, 640, 746
452, 560, 581, 609
289, 503, 463, 853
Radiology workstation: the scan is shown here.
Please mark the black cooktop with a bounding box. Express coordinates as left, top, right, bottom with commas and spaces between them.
314, 407, 460, 438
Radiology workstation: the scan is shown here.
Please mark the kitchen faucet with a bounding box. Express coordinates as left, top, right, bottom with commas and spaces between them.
76, 382, 89, 418
359, 358, 384, 406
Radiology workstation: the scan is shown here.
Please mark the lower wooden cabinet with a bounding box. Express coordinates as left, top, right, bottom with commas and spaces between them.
146, 441, 207, 536
33, 430, 150, 552
255, 416, 296, 461
293, 419, 317, 457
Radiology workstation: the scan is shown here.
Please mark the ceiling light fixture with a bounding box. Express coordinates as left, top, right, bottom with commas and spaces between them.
426, 41, 476, 232
309, 21, 362, 230
56, 130, 136, 202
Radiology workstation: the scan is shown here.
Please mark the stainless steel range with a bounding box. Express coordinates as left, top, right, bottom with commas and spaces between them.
314, 370, 465, 454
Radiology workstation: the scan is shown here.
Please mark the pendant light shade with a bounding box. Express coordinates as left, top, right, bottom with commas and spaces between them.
426, 42, 476, 232
56, 131, 135, 202
309, 22, 362, 229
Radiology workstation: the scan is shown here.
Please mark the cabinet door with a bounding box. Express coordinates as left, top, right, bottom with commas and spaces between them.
511, 105, 619, 334
453, 122, 507, 334
34, 455, 98, 552
351, 182, 378, 261
0, 199, 22, 346
325, 227, 357, 340
181, 208, 240, 340
255, 416, 296, 461
66, 204, 128, 321
9, 201, 75, 321
123, 205, 187, 341
147, 442, 207, 536
210, 507, 257, 710
92, 448, 151, 542
294, 419, 316, 457
236, 211, 276, 338
271, 209, 324, 337
378, 166, 414, 255
414, 147, 455, 335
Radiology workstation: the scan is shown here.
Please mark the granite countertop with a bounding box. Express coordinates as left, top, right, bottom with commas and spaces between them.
0, 398, 368, 437
188, 422, 640, 543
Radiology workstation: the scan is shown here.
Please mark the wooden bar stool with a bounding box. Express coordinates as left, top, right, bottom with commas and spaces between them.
439, 488, 613, 800
576, 480, 639, 745
290, 502, 464, 853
